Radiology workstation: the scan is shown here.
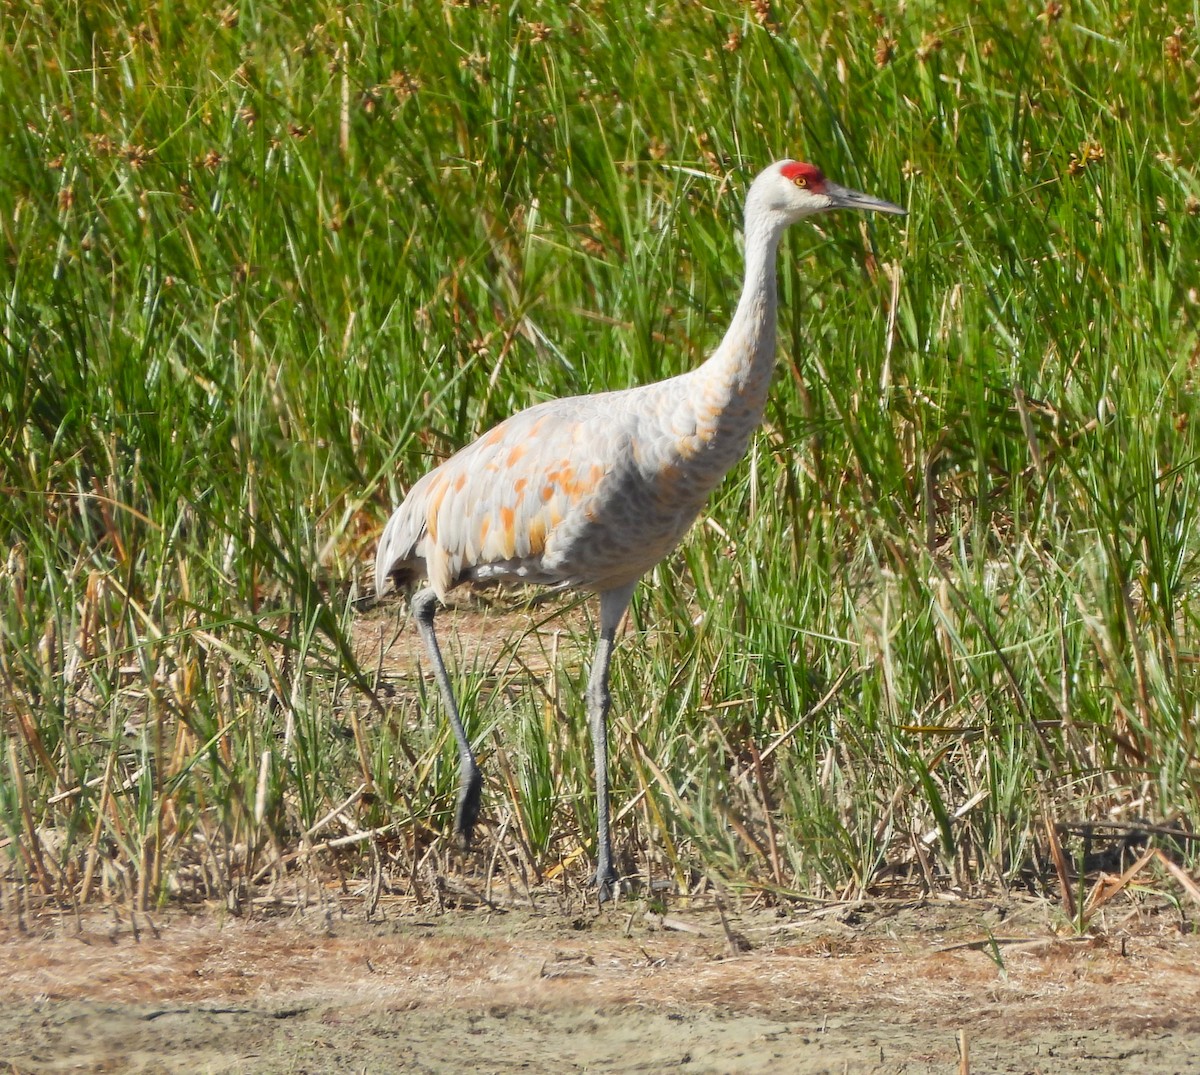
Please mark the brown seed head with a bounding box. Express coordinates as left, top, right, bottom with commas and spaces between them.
384, 70, 420, 101
123, 143, 152, 169
917, 34, 943, 62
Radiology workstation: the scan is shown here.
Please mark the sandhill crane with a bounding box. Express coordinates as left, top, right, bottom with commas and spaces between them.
375, 159, 905, 901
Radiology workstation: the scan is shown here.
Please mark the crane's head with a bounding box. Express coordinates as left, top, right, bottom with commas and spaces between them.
748, 159, 906, 225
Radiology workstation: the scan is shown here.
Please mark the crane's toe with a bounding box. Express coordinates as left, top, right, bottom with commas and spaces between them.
594, 864, 619, 904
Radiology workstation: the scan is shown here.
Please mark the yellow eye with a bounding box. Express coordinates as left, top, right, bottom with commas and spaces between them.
793, 175, 808, 188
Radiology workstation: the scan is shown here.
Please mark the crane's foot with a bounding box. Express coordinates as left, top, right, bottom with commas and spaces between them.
453, 768, 483, 849
593, 863, 619, 905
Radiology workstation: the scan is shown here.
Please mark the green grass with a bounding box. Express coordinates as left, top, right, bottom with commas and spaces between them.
2, 0, 1199, 913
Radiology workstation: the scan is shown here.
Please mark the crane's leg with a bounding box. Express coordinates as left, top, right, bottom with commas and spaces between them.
410, 588, 483, 847
589, 583, 636, 903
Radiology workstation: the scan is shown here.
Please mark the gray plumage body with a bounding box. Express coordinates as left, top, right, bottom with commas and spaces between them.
376, 359, 769, 597
373, 160, 904, 901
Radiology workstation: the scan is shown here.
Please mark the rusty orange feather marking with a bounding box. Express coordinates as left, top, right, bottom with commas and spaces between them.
425, 475, 449, 542
499, 506, 516, 558
527, 513, 547, 556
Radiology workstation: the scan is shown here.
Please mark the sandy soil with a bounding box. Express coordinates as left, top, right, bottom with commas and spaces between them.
2, 896, 1198, 1074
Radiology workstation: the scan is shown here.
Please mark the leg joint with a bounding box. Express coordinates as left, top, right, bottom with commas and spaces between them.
410, 588, 439, 627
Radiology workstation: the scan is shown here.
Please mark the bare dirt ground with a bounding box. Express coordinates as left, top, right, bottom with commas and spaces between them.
2, 895, 1199, 1075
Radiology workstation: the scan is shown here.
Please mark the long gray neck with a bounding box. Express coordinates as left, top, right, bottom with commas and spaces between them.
690, 205, 787, 444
